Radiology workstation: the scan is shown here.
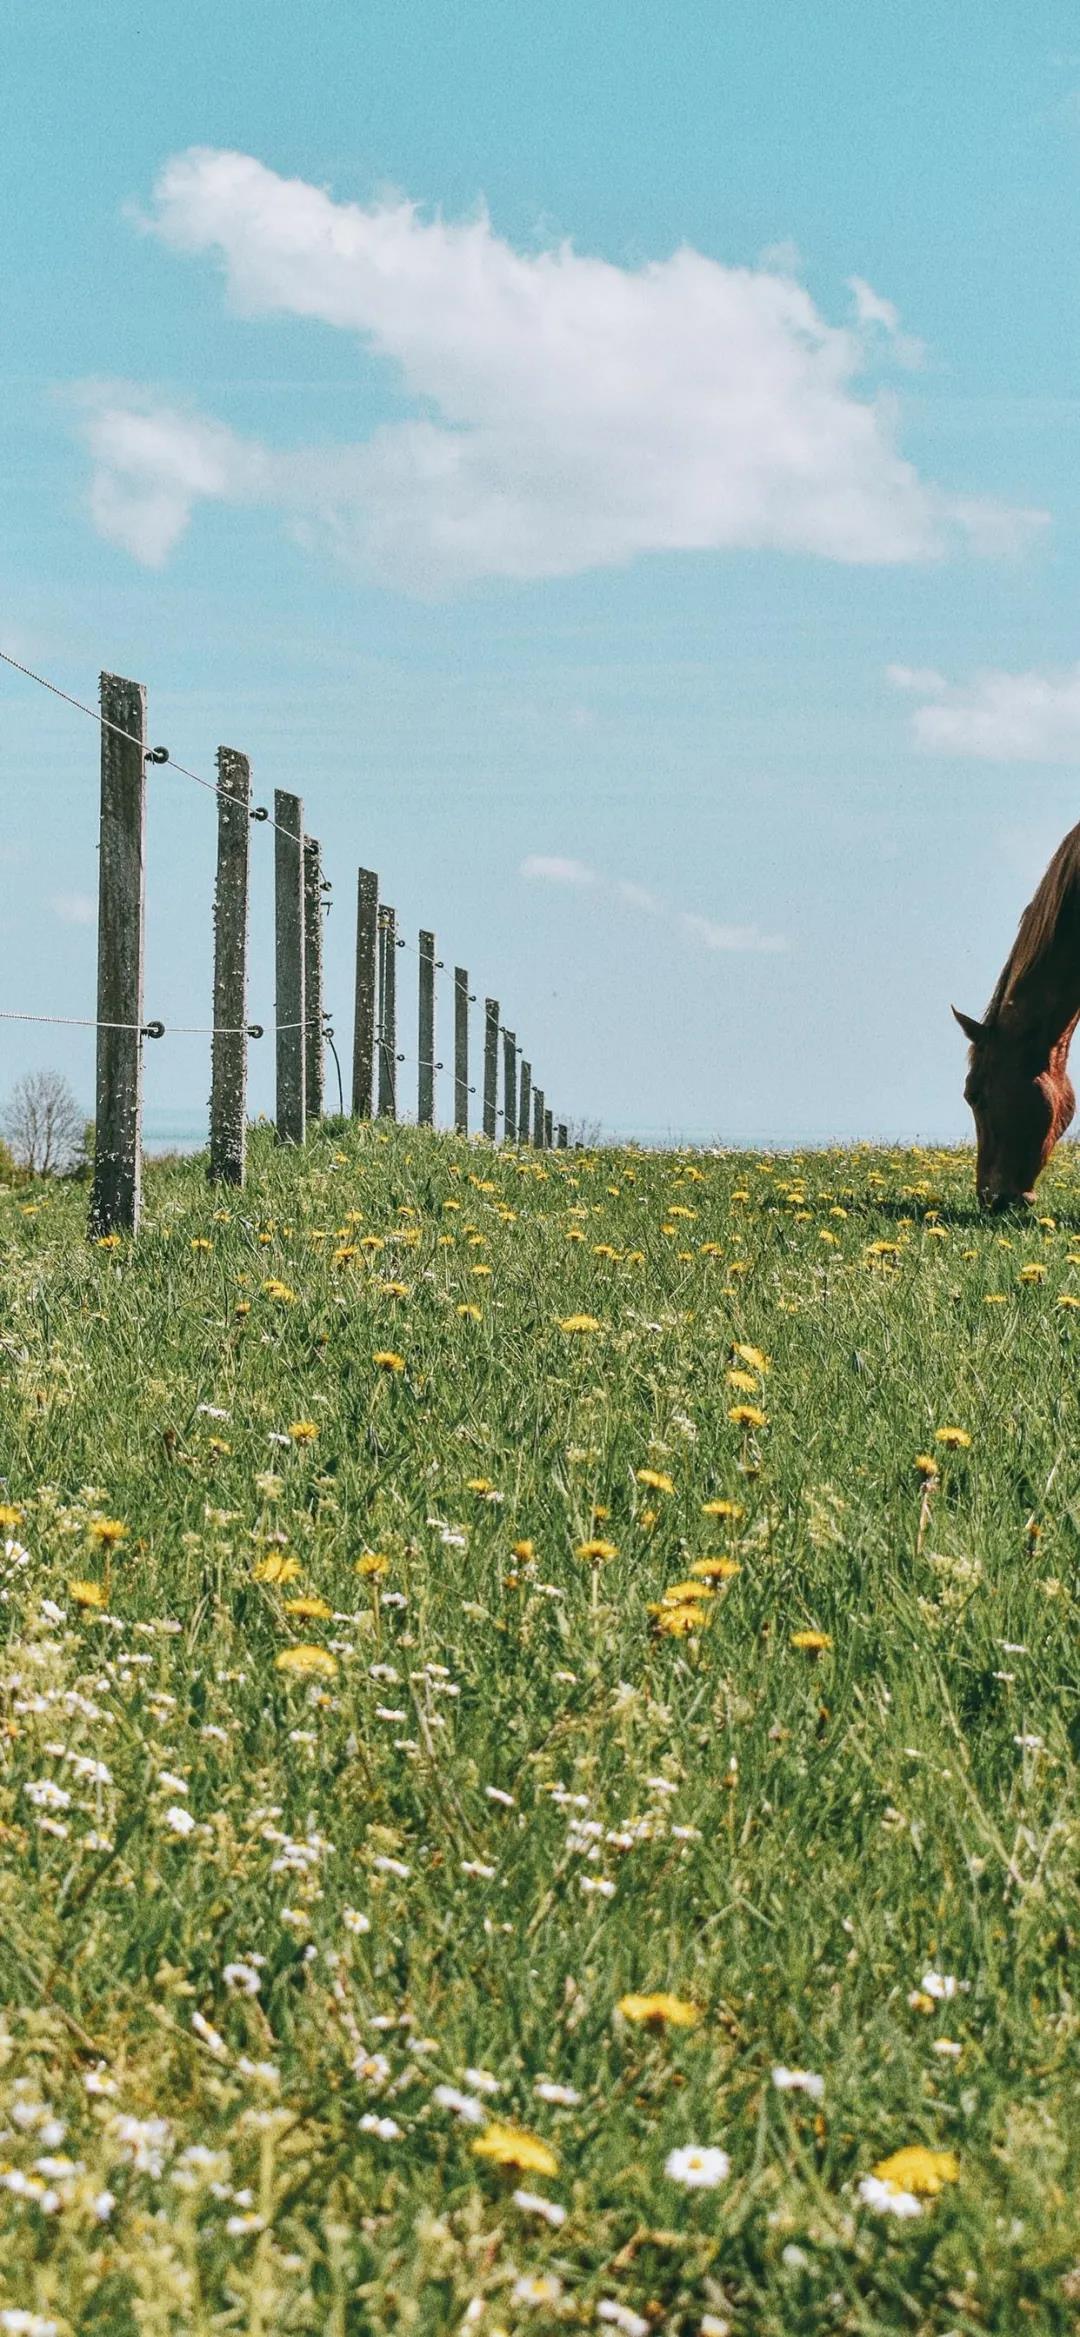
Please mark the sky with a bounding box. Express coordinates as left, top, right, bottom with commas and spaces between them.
5, 1, 1080, 1145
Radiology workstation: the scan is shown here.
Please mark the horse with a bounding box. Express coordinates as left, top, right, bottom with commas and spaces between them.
953, 819, 1080, 1209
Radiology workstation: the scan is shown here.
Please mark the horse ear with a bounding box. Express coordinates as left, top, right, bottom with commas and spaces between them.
952, 1005, 985, 1044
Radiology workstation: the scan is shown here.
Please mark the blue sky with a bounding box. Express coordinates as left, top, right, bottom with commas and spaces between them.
5, 0, 1080, 1143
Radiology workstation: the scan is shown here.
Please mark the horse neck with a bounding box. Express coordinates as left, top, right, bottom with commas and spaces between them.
1002, 981, 1080, 1072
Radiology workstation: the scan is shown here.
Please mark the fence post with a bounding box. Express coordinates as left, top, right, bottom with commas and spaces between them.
532, 1085, 545, 1148
483, 1000, 499, 1139
502, 1027, 517, 1147
274, 789, 306, 1145
544, 1107, 554, 1150
518, 1059, 532, 1146
208, 746, 250, 1186
454, 967, 469, 1136
351, 868, 378, 1118
377, 905, 397, 1118
303, 836, 324, 1123
418, 929, 436, 1126
557, 1122, 568, 1149
89, 671, 146, 1237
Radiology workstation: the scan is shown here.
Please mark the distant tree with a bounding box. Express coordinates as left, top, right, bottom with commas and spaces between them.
2, 1069, 86, 1176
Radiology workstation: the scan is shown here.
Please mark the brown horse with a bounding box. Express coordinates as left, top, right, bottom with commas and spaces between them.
954, 820, 1080, 1208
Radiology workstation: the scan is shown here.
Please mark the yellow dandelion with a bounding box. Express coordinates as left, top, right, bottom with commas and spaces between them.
651, 1601, 710, 1637
511, 1539, 535, 1561
0, 1504, 23, 1530
558, 1313, 602, 1333
934, 1426, 971, 1450
661, 1580, 716, 1604
577, 1538, 618, 1562
702, 1499, 744, 1520
733, 1343, 769, 1372
87, 1517, 127, 1548
726, 1368, 759, 1394
472, 2122, 558, 2177
457, 1303, 482, 1320
791, 1629, 831, 1653
355, 1552, 390, 1577
252, 1553, 303, 1584
95, 1233, 121, 1250
728, 1404, 767, 1429
234, 1301, 251, 1319
262, 1279, 297, 1302
1057, 1294, 1080, 1311
914, 1453, 939, 1479
283, 1595, 333, 1620
1018, 1263, 1046, 1283
635, 1467, 675, 1494
380, 1280, 410, 1299
373, 1352, 406, 1374
467, 1476, 496, 1495
871, 2145, 959, 2198
274, 1644, 338, 1680
287, 1420, 319, 1443
617, 1992, 700, 2029
471, 1263, 493, 1277
690, 1556, 741, 1581
68, 1579, 106, 1609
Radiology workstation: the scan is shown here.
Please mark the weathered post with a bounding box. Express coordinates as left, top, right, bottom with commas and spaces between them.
557, 1122, 568, 1149
377, 905, 397, 1119
303, 836, 324, 1123
208, 746, 250, 1186
532, 1085, 545, 1148
502, 1027, 517, 1147
544, 1107, 554, 1150
483, 1000, 499, 1139
454, 967, 469, 1136
274, 789, 306, 1145
89, 672, 146, 1237
351, 868, 378, 1118
418, 929, 436, 1126
518, 1059, 532, 1146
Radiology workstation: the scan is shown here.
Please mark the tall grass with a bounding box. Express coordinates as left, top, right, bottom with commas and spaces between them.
0, 1126, 1077, 2334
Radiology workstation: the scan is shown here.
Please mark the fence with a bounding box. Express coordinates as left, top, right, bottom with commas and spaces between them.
0, 657, 571, 1236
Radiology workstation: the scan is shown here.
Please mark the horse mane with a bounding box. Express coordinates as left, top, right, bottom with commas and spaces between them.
985, 817, 1080, 1025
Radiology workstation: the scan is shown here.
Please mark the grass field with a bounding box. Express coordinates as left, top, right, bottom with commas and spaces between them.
1, 1125, 1078, 2336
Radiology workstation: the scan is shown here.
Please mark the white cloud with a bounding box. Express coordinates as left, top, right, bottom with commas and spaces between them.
894, 660, 1080, 760
884, 662, 947, 695
521, 857, 786, 953
679, 911, 787, 954
51, 891, 96, 925
520, 854, 597, 887
76, 147, 1043, 591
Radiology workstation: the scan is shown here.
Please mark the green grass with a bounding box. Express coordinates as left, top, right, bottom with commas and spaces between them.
1, 1125, 1078, 2335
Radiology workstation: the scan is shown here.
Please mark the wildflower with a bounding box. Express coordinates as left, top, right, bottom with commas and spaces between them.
68, 1579, 106, 1608
534, 2079, 581, 2106
651, 1600, 710, 1637
283, 1594, 333, 1620
577, 1539, 618, 1562
190, 1237, 213, 1252
932, 2038, 963, 2058
559, 1313, 602, 1332
728, 1404, 767, 1428
702, 1499, 744, 1519
87, 1517, 126, 1548
665, 2143, 731, 2189
1018, 1263, 1046, 1282
226, 2211, 266, 2236
511, 1538, 535, 1561
597, 2304, 649, 2337
733, 1344, 769, 1372
934, 1426, 971, 1450
373, 1351, 406, 1373
772, 2066, 825, 2100
511, 2274, 563, 2309
252, 1552, 302, 1584
635, 1467, 675, 1494
513, 2189, 566, 2227
343, 1907, 371, 1934
262, 1280, 297, 1302
355, 1553, 390, 1577
790, 1629, 831, 1653
726, 1369, 759, 1394
286, 1420, 319, 1443
919, 1970, 959, 2000
871, 2145, 959, 2197
690, 1557, 740, 1581
359, 2114, 403, 2141
857, 2174, 923, 2218
914, 1453, 939, 1479
0, 1504, 22, 1529
457, 1303, 482, 1320
96, 1233, 120, 1250
162, 1806, 196, 1837
433, 2084, 487, 2125
473, 2122, 558, 2176
617, 1992, 700, 2029
275, 1645, 338, 1680
223, 1962, 262, 1994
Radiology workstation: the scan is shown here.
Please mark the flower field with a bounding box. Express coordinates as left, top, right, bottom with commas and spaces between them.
1, 1125, 1078, 2335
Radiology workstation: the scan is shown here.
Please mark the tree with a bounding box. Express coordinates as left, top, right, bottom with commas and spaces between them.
2, 1069, 86, 1176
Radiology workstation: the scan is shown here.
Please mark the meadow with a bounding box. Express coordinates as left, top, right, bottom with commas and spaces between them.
0, 1124, 1078, 2336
